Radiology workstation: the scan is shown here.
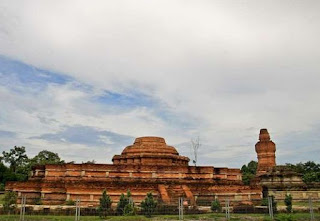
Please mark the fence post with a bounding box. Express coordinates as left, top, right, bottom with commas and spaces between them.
20, 195, 26, 221
75, 198, 80, 221
225, 198, 230, 220
268, 196, 274, 220
309, 196, 314, 221
178, 197, 184, 220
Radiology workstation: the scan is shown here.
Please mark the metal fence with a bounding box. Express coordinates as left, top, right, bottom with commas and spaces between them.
1, 197, 319, 221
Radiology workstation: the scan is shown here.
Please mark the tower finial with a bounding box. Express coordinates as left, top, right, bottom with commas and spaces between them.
255, 128, 276, 175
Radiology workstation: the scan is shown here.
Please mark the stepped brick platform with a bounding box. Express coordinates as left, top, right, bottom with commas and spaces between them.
6, 136, 263, 206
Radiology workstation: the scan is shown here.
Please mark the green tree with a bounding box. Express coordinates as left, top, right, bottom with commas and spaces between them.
241, 160, 258, 185
30, 150, 64, 166
141, 192, 157, 218
123, 189, 136, 215
2, 146, 28, 173
3, 191, 17, 214
116, 190, 132, 215
98, 190, 113, 218
286, 161, 320, 183
284, 194, 293, 213
124, 203, 136, 216
211, 199, 221, 212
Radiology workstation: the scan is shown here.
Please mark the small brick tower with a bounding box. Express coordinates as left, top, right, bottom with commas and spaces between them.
255, 129, 276, 175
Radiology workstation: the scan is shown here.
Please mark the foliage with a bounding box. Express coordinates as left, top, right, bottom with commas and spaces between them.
2, 146, 28, 173
261, 195, 277, 213
116, 194, 128, 215
116, 190, 133, 215
33, 197, 42, 205
1, 147, 65, 188
286, 161, 320, 183
65, 199, 75, 205
241, 161, 258, 185
275, 214, 294, 221
124, 203, 136, 216
210, 199, 221, 212
3, 191, 17, 213
284, 194, 292, 213
0, 183, 4, 191
141, 192, 157, 218
98, 190, 113, 218
30, 150, 64, 166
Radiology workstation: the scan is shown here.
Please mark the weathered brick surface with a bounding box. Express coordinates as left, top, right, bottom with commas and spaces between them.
6, 136, 261, 206
255, 129, 276, 175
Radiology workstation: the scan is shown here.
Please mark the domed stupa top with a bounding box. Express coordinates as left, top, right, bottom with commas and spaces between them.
122, 137, 179, 156
112, 136, 189, 166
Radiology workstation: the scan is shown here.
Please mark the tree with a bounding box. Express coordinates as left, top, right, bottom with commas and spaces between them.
241, 161, 258, 185
124, 202, 136, 216
284, 194, 293, 213
2, 146, 28, 173
191, 136, 201, 166
3, 191, 17, 214
141, 192, 157, 218
30, 150, 64, 166
98, 190, 113, 218
116, 190, 132, 215
211, 199, 221, 212
123, 189, 136, 215
286, 161, 320, 183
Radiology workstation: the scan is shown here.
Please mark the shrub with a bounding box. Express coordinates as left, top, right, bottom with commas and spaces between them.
124, 202, 136, 216
116, 189, 133, 215
284, 194, 293, 213
141, 192, 157, 217
3, 191, 17, 214
65, 199, 75, 205
98, 189, 113, 218
0, 183, 5, 191
211, 199, 221, 212
33, 197, 42, 205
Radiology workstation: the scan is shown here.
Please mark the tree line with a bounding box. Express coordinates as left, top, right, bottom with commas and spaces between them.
241, 160, 320, 185
0, 146, 64, 190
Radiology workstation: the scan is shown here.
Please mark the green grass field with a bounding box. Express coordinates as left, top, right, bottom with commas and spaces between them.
0, 213, 319, 221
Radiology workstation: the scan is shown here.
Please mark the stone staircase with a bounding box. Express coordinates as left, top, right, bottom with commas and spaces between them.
164, 184, 195, 205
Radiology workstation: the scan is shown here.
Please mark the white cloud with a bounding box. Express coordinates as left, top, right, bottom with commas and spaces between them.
0, 1, 320, 166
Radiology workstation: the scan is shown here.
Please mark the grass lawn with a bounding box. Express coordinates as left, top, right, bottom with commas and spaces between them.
0, 213, 319, 221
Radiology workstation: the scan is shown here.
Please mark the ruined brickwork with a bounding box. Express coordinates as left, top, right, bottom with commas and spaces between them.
8, 129, 318, 207
6, 136, 262, 207
255, 129, 276, 176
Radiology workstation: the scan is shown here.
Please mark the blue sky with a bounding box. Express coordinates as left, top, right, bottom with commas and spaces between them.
0, 1, 319, 167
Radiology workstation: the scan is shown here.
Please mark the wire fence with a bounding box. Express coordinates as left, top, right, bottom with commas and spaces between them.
0, 197, 319, 220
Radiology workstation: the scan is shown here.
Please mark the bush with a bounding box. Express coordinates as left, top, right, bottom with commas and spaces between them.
0, 183, 5, 191
275, 214, 294, 221
3, 191, 17, 214
65, 199, 75, 205
141, 192, 157, 217
124, 202, 136, 216
116, 189, 133, 215
98, 189, 113, 218
284, 194, 292, 213
211, 199, 221, 212
33, 197, 42, 205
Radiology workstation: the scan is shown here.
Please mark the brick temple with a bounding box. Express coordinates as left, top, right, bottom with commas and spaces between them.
6, 129, 279, 206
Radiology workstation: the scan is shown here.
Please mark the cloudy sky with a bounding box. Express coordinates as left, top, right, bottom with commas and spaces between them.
0, 1, 319, 167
